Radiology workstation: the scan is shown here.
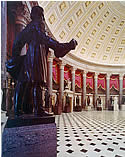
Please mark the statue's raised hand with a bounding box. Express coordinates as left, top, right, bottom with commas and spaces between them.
69, 39, 78, 50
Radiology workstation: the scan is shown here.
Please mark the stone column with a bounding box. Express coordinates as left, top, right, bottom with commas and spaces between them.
15, 4, 30, 55
1, 1, 7, 89
119, 74, 124, 107
94, 73, 98, 108
47, 49, 54, 96
47, 49, 54, 111
82, 71, 87, 109
1, 2, 8, 113
106, 73, 110, 109
58, 61, 65, 114
71, 67, 76, 110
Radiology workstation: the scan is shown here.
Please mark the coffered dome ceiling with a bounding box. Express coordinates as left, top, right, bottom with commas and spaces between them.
39, 1, 125, 65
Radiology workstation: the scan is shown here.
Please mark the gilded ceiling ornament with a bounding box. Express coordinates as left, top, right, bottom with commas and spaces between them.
114, 57, 119, 61
106, 47, 111, 52
100, 35, 105, 40
91, 53, 96, 58
120, 21, 124, 26
48, 14, 56, 24
106, 26, 110, 32
97, 20, 103, 27
76, 31, 82, 38
110, 38, 115, 43
59, 1, 67, 12
96, 44, 100, 49
80, 48, 86, 54
85, 1, 91, 8
115, 30, 120, 35
104, 11, 109, 18
59, 31, 65, 39
121, 40, 125, 44
83, 21, 89, 28
68, 19, 74, 28
76, 9, 82, 18
91, 29, 96, 36
118, 48, 122, 53
91, 12, 96, 19
111, 17, 117, 23
103, 55, 107, 60
86, 39, 91, 45
98, 3, 104, 10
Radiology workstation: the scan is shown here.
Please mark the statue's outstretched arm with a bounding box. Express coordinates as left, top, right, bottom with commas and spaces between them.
36, 27, 77, 58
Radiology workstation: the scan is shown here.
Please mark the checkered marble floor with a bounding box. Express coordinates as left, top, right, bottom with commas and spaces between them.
55, 111, 125, 157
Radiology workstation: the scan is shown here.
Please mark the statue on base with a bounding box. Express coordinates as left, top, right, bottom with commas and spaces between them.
6, 6, 78, 117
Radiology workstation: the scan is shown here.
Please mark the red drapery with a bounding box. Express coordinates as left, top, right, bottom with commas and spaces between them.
52, 60, 59, 84
123, 76, 125, 89
98, 74, 106, 90
110, 75, 119, 90
86, 73, 94, 89
75, 70, 82, 88
64, 66, 71, 81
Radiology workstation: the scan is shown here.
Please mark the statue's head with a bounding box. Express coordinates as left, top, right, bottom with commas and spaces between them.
31, 6, 45, 21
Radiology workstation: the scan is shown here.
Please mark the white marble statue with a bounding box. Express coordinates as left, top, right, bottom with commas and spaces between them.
114, 96, 119, 111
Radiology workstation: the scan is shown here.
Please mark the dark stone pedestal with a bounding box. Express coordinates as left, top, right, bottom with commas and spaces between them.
97, 107, 102, 111
74, 105, 82, 112
64, 105, 71, 113
108, 106, 114, 111
2, 115, 57, 157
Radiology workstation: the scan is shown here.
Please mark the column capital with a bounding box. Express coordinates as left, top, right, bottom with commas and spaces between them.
119, 73, 124, 80
48, 49, 54, 63
82, 70, 87, 77
107, 73, 111, 79
71, 66, 77, 74
82, 70, 87, 74
59, 61, 65, 70
94, 72, 99, 79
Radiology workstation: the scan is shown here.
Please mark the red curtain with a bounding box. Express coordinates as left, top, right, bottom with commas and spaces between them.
52, 60, 59, 84
98, 74, 106, 90
86, 72, 94, 89
110, 75, 119, 90
64, 66, 71, 81
75, 70, 82, 88
123, 76, 125, 89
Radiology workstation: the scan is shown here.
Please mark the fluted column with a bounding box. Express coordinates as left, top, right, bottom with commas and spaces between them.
82, 71, 87, 109
71, 67, 76, 110
119, 74, 124, 107
71, 67, 76, 93
94, 73, 98, 108
15, 5, 29, 55
106, 73, 110, 109
47, 49, 54, 107
1, 1, 7, 89
58, 61, 65, 114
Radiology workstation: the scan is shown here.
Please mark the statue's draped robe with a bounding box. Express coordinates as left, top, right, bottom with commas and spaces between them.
6, 19, 76, 114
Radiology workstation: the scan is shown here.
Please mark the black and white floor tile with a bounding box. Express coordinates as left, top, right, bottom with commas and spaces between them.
55, 111, 125, 157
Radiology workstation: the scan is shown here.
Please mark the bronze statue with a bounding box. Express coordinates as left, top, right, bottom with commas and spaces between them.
6, 6, 78, 117
87, 96, 90, 106
76, 95, 79, 106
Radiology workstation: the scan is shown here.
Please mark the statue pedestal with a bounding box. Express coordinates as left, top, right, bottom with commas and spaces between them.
121, 104, 125, 111
74, 105, 82, 112
45, 107, 52, 113
114, 104, 119, 111
85, 106, 91, 111
2, 115, 57, 157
